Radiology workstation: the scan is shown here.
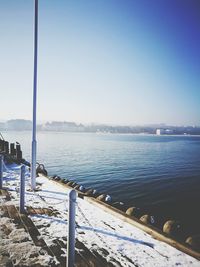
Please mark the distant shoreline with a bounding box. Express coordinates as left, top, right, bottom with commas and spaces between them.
1, 129, 200, 137
1, 119, 200, 135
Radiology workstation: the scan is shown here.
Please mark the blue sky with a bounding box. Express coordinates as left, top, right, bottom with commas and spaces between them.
0, 0, 199, 125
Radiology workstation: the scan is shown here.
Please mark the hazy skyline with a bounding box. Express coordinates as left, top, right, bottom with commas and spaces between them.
0, 0, 200, 126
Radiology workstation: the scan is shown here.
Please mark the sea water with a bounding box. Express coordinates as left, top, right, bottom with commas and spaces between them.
3, 131, 200, 235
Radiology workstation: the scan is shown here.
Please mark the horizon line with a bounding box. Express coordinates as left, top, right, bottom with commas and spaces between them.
0, 118, 200, 128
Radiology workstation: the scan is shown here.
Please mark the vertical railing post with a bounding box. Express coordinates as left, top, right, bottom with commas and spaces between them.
67, 190, 76, 267
0, 155, 3, 189
20, 165, 26, 214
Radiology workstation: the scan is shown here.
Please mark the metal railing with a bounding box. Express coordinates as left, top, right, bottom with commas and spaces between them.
1, 156, 77, 267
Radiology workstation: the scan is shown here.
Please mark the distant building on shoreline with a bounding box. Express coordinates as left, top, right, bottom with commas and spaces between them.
156, 129, 163, 135
41, 121, 85, 132
156, 128, 173, 135
5, 119, 32, 131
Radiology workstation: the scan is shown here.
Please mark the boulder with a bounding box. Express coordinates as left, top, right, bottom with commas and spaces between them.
163, 220, 181, 236
96, 194, 106, 202
85, 188, 95, 196
140, 214, 156, 225
67, 181, 74, 186
85, 188, 98, 197
79, 185, 86, 192
74, 185, 80, 190
126, 207, 141, 218
185, 235, 200, 251
105, 195, 112, 203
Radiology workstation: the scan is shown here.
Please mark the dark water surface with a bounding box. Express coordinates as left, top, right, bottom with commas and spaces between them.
3, 131, 200, 235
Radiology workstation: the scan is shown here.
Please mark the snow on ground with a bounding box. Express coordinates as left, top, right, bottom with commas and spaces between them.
0, 212, 58, 267
2, 163, 200, 267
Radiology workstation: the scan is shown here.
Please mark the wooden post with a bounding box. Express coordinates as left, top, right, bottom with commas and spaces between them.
0, 140, 4, 151
4, 141, 9, 154
0, 154, 3, 189
2, 140, 5, 152
16, 144, 22, 161
10, 143, 15, 156
67, 190, 76, 267
20, 165, 25, 214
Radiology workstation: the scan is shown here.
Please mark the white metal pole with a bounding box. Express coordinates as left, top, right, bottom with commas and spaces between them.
0, 155, 3, 189
31, 0, 38, 190
67, 190, 76, 267
20, 165, 26, 214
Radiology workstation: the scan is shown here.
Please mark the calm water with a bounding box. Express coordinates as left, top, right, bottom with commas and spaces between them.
3, 131, 200, 234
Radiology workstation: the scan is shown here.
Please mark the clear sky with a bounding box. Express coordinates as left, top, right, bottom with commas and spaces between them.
0, 0, 200, 126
